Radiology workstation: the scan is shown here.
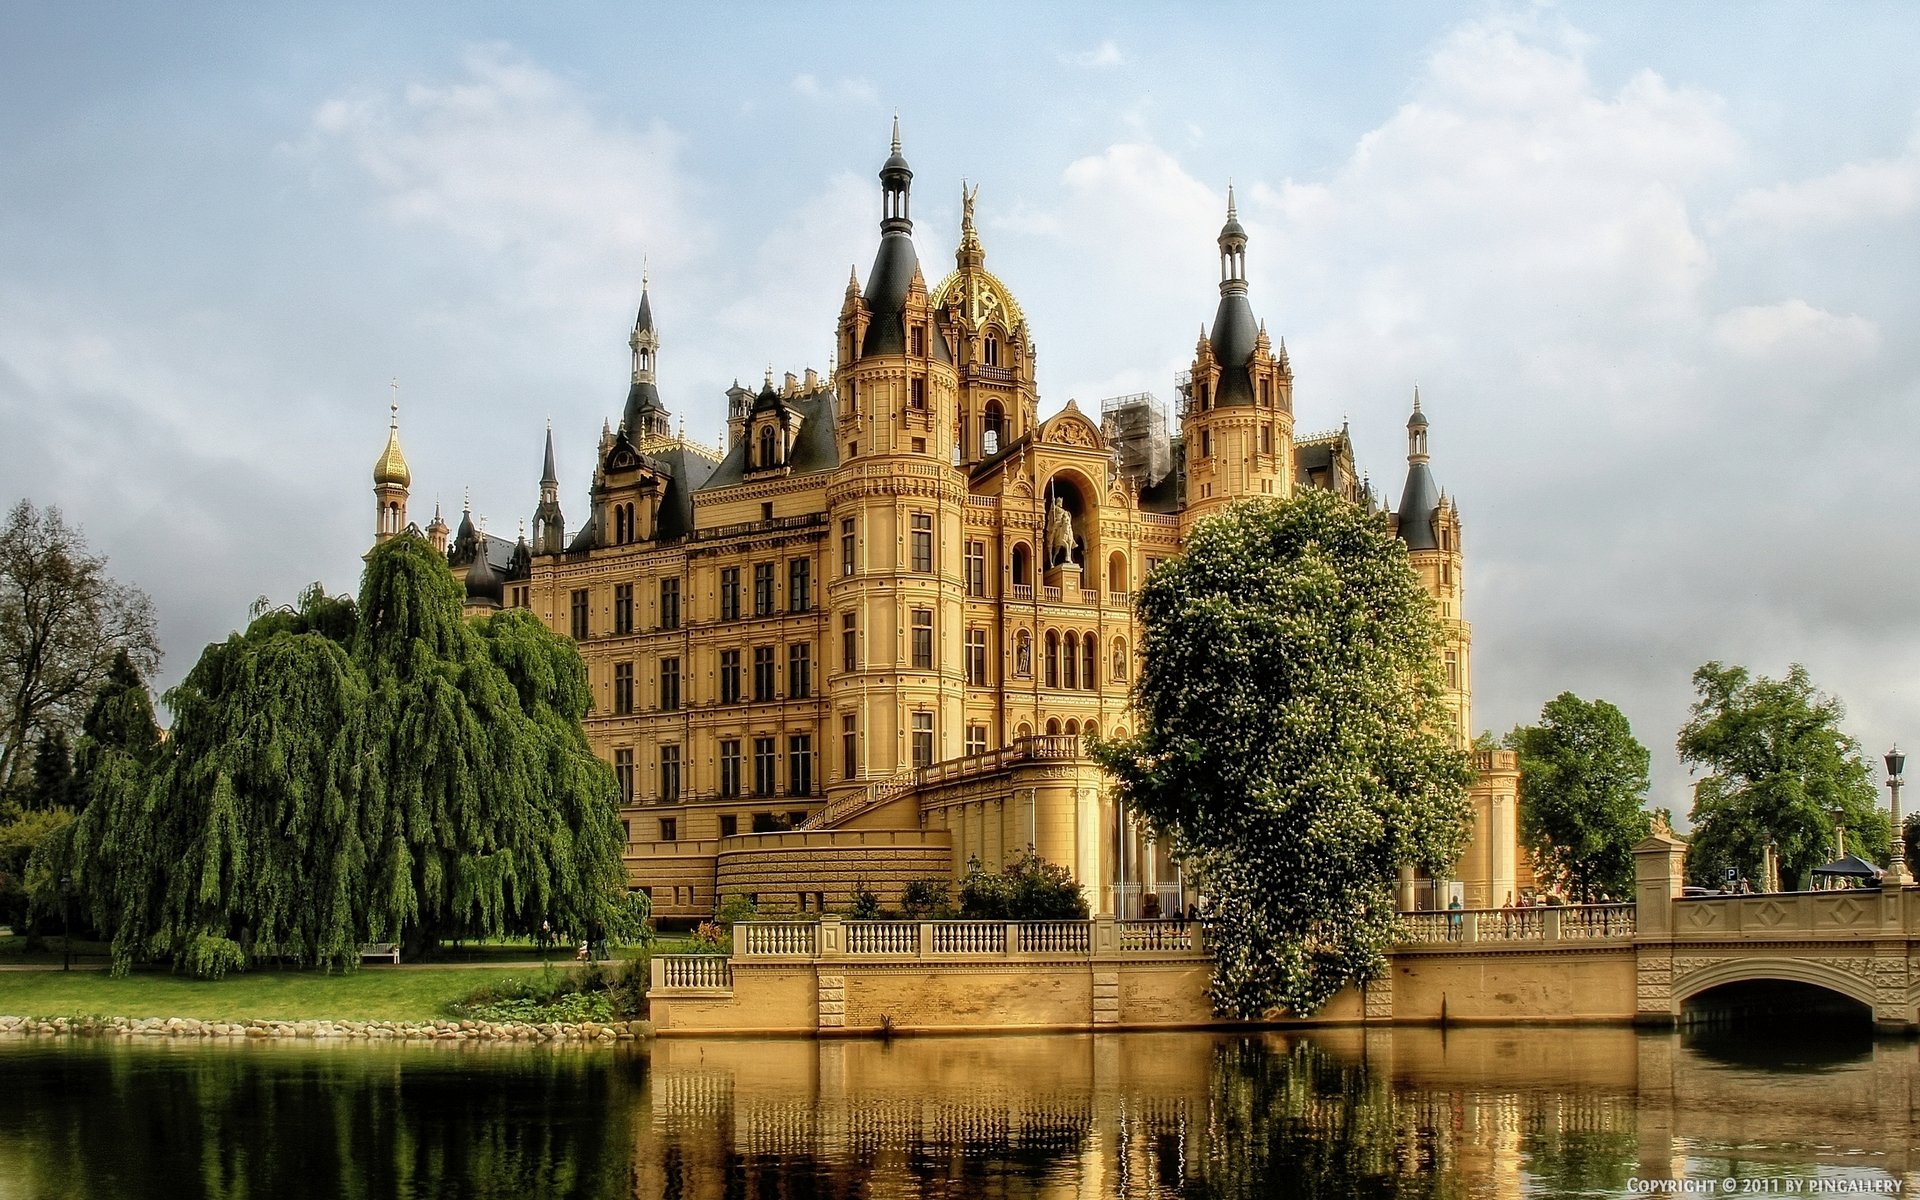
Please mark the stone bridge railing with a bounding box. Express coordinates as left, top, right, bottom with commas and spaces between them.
1397, 903, 1636, 944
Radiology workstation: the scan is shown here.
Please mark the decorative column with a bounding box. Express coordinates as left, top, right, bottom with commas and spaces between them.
1885, 746, 1909, 887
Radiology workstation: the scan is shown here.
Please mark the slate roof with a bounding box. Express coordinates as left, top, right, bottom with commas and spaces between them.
700, 389, 839, 491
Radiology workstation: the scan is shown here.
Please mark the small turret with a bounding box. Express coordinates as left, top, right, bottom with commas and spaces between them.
621, 276, 672, 440
372, 384, 411, 543
1396, 389, 1441, 551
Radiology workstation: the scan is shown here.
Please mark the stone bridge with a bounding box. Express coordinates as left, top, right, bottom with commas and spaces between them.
647, 831, 1920, 1035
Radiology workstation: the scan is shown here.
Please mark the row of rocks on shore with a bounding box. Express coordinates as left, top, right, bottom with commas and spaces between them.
0, 1014, 652, 1043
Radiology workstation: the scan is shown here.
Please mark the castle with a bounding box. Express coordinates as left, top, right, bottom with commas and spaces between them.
368, 123, 1523, 924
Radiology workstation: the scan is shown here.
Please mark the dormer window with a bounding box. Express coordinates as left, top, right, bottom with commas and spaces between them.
758, 426, 777, 469
911, 326, 926, 357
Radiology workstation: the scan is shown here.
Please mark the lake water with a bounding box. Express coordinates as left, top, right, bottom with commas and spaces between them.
0, 1025, 1914, 1197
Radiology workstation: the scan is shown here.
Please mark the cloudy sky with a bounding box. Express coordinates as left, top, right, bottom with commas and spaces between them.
4, 2, 1917, 811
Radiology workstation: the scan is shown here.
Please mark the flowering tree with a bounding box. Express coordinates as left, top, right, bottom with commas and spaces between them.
1093, 491, 1471, 1018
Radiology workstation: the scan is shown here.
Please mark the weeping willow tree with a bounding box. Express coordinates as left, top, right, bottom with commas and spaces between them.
42, 533, 627, 974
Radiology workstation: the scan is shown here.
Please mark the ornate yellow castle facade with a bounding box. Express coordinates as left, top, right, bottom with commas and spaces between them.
369, 125, 1522, 923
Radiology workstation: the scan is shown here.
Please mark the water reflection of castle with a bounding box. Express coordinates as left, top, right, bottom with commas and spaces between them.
628, 1031, 1652, 1198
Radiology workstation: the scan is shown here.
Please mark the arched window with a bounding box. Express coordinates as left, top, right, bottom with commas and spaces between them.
758, 426, 777, 469
1045, 631, 1060, 688
1045, 718, 1061, 736
1084, 720, 1099, 738
1011, 542, 1032, 587
1107, 552, 1127, 596
1112, 637, 1128, 682
1017, 721, 1033, 741
1064, 719, 1080, 736
983, 399, 1005, 456
1063, 632, 1079, 689
1082, 633, 1097, 690
985, 335, 1000, 367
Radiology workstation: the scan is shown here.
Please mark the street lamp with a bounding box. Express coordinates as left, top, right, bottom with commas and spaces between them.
1886, 746, 1909, 887
59, 874, 73, 972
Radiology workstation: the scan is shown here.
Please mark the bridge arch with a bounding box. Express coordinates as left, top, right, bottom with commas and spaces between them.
1672, 956, 1880, 1013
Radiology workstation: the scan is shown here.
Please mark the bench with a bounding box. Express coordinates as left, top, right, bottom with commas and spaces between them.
358, 942, 401, 965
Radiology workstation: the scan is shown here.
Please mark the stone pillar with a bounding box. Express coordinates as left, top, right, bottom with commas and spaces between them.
1632, 830, 1687, 937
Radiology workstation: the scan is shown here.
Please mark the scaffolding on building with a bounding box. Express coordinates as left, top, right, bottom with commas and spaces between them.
1100, 392, 1171, 489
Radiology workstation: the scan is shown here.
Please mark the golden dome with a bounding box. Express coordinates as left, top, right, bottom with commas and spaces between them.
374, 425, 411, 488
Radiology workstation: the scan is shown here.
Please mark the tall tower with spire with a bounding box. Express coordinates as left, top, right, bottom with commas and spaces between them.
834, 117, 960, 464
1180, 188, 1294, 527
372, 384, 411, 543
532, 420, 566, 554
623, 277, 672, 441
1391, 390, 1470, 745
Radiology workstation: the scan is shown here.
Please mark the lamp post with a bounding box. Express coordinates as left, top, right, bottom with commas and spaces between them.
59, 874, 73, 972
1886, 746, 1909, 887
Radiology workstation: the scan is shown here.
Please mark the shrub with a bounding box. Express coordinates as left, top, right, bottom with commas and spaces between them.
959, 850, 1089, 920
901, 877, 951, 918
847, 880, 881, 920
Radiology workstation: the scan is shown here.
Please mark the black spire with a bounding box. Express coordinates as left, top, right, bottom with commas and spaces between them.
622, 276, 671, 439
533, 420, 565, 555
861, 115, 922, 358
1207, 187, 1259, 407
1396, 389, 1441, 551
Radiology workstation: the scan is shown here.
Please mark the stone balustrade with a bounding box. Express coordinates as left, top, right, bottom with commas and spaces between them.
1396, 903, 1636, 945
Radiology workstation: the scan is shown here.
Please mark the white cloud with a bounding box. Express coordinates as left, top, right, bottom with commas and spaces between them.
1063, 40, 1124, 69
304, 44, 711, 315
1712, 300, 1880, 363
791, 74, 879, 105
1722, 124, 1920, 233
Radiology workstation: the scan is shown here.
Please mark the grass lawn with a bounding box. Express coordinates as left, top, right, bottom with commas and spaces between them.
0, 963, 591, 1023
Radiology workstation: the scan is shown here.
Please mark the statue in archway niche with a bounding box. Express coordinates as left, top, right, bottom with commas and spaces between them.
1015, 630, 1032, 678
1045, 493, 1079, 568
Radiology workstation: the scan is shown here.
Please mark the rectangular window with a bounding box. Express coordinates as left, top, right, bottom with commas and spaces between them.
659, 745, 681, 803
1260, 425, 1273, 456
621, 820, 631, 846
841, 713, 858, 780
965, 724, 988, 757
659, 578, 680, 630
613, 661, 634, 715
614, 583, 633, 635
840, 519, 856, 577
753, 562, 775, 616
841, 611, 857, 673
911, 326, 926, 358
753, 645, 775, 702
719, 739, 742, 798
911, 608, 934, 669
753, 736, 777, 796
720, 567, 741, 622
659, 817, 677, 842
911, 711, 934, 769
910, 375, 926, 409
1200, 430, 1212, 459
788, 558, 811, 612
720, 649, 742, 704
659, 656, 680, 712
788, 735, 813, 797
570, 589, 590, 640
788, 642, 812, 699
719, 814, 738, 838
910, 512, 933, 573
965, 628, 987, 685
964, 540, 986, 596
614, 748, 634, 804
1445, 651, 1460, 689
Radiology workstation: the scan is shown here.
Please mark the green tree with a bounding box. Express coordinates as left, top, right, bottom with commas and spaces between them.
1509, 693, 1652, 901
21, 729, 76, 811
1677, 662, 1884, 890
1093, 492, 1472, 1019
43, 533, 629, 974
0, 501, 160, 791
